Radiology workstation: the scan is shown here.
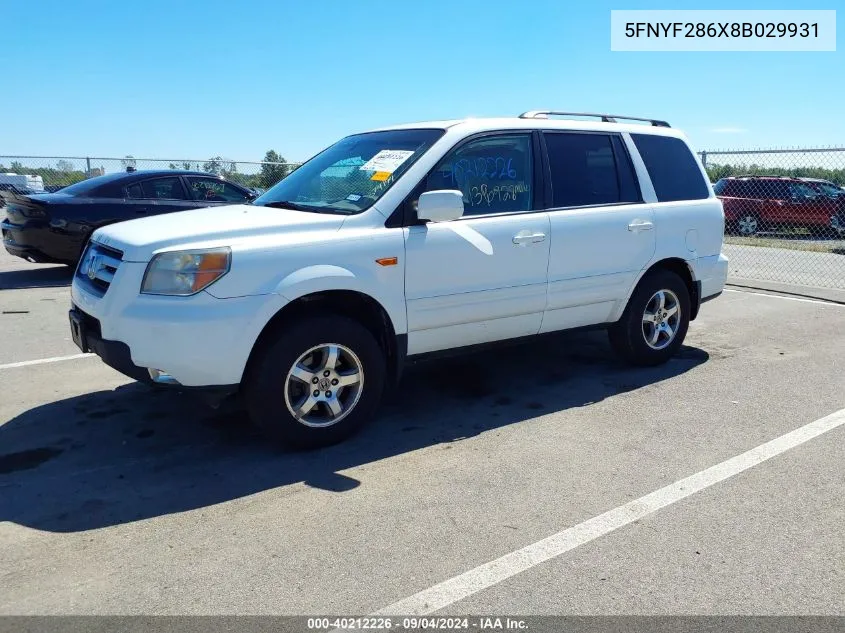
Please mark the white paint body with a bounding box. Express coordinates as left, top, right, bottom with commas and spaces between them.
72, 117, 729, 387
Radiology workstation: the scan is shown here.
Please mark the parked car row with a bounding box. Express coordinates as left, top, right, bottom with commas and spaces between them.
1, 170, 258, 264
713, 176, 845, 238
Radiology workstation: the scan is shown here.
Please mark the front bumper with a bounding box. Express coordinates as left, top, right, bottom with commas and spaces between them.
69, 306, 151, 383
71, 261, 289, 388
69, 304, 239, 405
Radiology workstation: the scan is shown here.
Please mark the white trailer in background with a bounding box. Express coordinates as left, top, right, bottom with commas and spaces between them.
0, 173, 45, 192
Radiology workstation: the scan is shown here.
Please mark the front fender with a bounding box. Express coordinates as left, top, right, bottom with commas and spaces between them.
276, 264, 357, 296
274, 264, 408, 335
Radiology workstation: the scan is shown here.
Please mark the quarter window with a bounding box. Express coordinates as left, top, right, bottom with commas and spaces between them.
423, 134, 534, 216
544, 133, 640, 208
631, 134, 710, 202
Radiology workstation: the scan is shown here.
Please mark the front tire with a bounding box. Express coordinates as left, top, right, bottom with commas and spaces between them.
244, 315, 386, 449
608, 269, 691, 367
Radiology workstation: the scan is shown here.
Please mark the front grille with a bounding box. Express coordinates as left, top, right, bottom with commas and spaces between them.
76, 242, 124, 297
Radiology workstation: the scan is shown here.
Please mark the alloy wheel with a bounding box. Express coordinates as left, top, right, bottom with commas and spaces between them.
283, 343, 364, 427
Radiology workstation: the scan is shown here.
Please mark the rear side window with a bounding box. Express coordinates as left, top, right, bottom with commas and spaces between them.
140, 177, 189, 200
631, 134, 709, 202
544, 132, 640, 208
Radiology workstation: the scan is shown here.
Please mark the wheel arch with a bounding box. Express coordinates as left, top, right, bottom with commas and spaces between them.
619, 257, 700, 322
244, 288, 405, 390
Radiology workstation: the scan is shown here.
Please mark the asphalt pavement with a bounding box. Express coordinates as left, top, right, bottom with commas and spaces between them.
723, 242, 845, 294
0, 249, 843, 616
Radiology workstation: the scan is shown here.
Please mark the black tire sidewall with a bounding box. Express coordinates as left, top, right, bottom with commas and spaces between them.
245, 315, 386, 449
611, 270, 691, 366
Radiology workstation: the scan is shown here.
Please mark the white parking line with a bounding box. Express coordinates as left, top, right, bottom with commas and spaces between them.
724, 288, 843, 306
0, 353, 93, 370
373, 407, 845, 616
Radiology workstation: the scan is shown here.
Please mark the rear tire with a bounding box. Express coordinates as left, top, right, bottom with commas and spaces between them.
608, 269, 691, 367
244, 315, 386, 449
736, 212, 760, 236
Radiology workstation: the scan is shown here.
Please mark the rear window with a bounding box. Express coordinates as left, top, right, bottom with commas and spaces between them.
631, 134, 710, 202
56, 178, 106, 196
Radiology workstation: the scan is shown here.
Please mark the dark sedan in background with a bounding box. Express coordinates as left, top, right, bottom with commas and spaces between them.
1, 170, 257, 265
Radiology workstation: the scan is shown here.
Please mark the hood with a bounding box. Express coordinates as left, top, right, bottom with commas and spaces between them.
91, 204, 345, 262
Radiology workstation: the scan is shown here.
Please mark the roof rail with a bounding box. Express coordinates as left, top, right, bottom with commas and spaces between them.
731, 174, 793, 180
518, 110, 671, 128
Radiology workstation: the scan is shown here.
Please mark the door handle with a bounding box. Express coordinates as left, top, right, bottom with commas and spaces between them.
627, 219, 654, 232
512, 231, 547, 245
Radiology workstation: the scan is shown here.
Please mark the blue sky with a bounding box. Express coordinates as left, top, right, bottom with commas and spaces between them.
2, 0, 841, 162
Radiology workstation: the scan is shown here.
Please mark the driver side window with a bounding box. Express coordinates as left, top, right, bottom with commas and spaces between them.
789, 182, 817, 200
422, 134, 534, 216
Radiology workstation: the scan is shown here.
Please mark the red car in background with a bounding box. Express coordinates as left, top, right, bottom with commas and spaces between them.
714, 176, 845, 238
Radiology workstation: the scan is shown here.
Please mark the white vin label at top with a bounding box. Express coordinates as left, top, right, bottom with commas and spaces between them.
611, 10, 836, 51
360, 150, 415, 173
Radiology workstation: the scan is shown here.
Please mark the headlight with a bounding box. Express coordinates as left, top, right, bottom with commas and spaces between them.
141, 248, 231, 296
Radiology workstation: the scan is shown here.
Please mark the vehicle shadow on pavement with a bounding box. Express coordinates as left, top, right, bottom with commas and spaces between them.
0, 265, 73, 290
0, 330, 709, 533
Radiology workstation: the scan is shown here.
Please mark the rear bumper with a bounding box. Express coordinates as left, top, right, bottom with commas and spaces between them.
2, 219, 70, 263
698, 253, 729, 301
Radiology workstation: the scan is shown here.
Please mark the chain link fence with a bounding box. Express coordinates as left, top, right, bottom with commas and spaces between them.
0, 155, 301, 196
2, 150, 844, 291
700, 147, 845, 290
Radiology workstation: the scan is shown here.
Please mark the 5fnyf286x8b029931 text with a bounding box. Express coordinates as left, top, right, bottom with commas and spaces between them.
624, 22, 819, 39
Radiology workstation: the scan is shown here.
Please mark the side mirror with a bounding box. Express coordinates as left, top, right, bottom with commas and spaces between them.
417, 190, 464, 222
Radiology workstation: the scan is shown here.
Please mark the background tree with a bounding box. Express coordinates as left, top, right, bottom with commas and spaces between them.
203, 156, 223, 175
705, 163, 845, 186
259, 150, 290, 188
219, 160, 238, 181
169, 161, 198, 171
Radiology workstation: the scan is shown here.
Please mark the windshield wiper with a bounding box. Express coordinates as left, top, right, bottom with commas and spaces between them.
258, 200, 353, 215
259, 200, 316, 211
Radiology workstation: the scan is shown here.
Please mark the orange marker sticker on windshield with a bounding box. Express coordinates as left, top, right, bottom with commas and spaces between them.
371, 171, 391, 182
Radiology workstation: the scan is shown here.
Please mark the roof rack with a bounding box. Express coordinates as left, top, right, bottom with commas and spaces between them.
731, 174, 794, 180
518, 111, 671, 128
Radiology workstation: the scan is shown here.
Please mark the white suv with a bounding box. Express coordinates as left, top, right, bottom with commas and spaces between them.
69, 111, 729, 447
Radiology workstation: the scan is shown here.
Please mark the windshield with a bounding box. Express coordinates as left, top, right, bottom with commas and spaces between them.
814, 182, 843, 196
253, 129, 445, 214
